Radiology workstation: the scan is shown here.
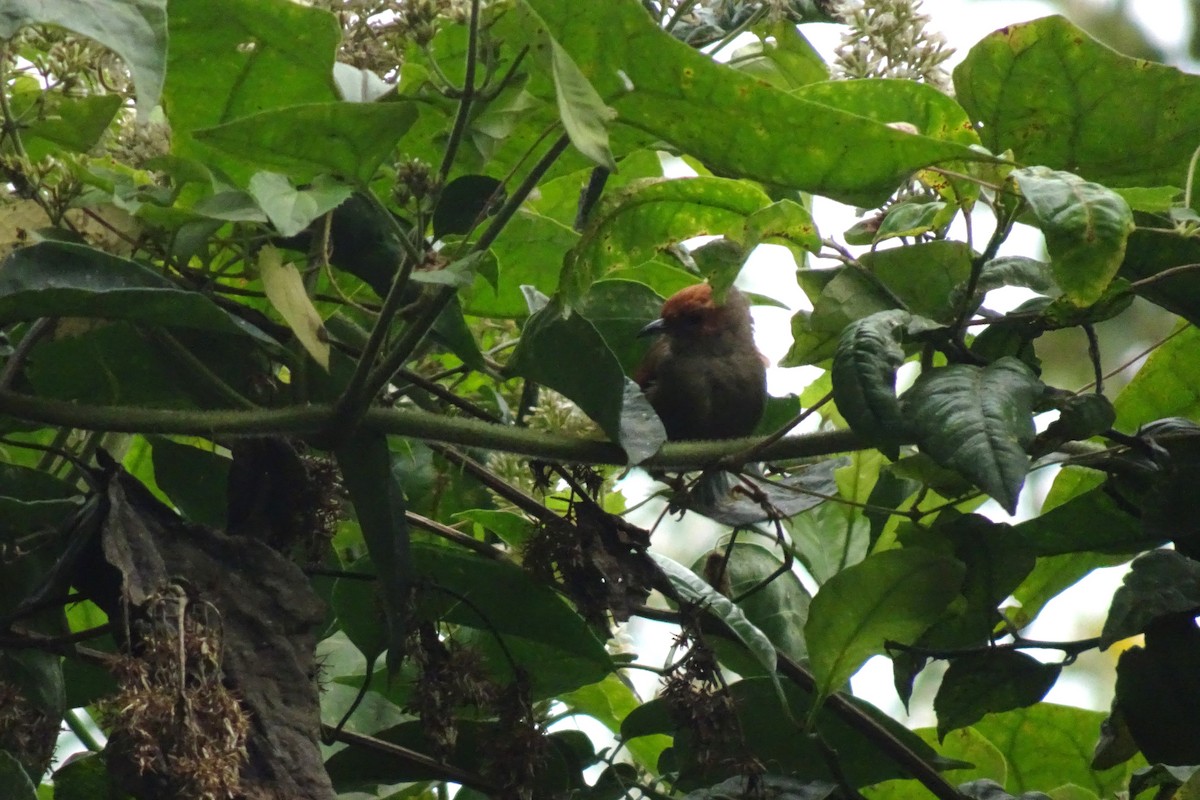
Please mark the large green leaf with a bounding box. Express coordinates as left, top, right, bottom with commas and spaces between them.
465, 210, 579, 318
651, 552, 778, 680
1011, 167, 1133, 306
163, 0, 339, 136
0, 0, 166, 114
516, 0, 988, 206
13, 94, 123, 161
902, 358, 1044, 514
559, 675, 670, 773
0, 751, 36, 800
1115, 620, 1200, 767
691, 542, 810, 666
1112, 324, 1200, 430
193, 102, 420, 185
805, 547, 965, 700
859, 241, 973, 323
547, 37, 617, 170
412, 544, 611, 687
148, 436, 230, 528
955, 15, 1200, 189
786, 268, 901, 366
559, 177, 775, 303
973, 703, 1139, 797
1119, 229, 1200, 326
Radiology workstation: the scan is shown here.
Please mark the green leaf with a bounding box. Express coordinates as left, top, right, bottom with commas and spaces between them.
651, 552, 778, 680
793, 78, 983, 203
1112, 186, 1181, 213
1113, 324, 1200, 430
692, 542, 810, 665
972, 256, 1060, 298
1120, 229, 1200, 326
336, 432, 411, 672
0, 0, 166, 115
902, 358, 1044, 514
1101, 550, 1200, 649
1011, 167, 1133, 306
17, 94, 123, 161
164, 0, 339, 136
864, 727, 1008, 800
874, 201, 951, 242
1011, 486, 1150, 558
805, 548, 965, 700
559, 675, 670, 773
466, 210, 579, 318
508, 298, 664, 460
331, 555, 387, 664
729, 22, 829, 90
258, 246, 330, 369
412, 544, 611, 694
547, 38, 617, 170
50, 752, 120, 800
860, 241, 973, 323
785, 268, 900, 365
193, 102, 420, 184
935, 651, 1061, 740
559, 177, 774, 303
0, 242, 272, 341
972, 703, 1137, 797
831, 310, 916, 454
577, 279, 665, 374
148, 436, 230, 528
955, 15, 1200, 190
517, 0, 989, 206
26, 322, 192, 407
248, 172, 354, 237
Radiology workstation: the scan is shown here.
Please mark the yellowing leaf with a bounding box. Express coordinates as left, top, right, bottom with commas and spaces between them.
258, 245, 329, 370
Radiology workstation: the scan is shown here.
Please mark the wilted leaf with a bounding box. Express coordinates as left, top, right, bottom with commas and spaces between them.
1011, 167, 1133, 306
258, 246, 330, 369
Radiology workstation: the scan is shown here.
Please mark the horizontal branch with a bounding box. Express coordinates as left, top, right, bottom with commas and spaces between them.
0, 390, 864, 469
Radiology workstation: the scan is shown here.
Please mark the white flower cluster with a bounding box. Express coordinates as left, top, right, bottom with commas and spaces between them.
831, 0, 954, 91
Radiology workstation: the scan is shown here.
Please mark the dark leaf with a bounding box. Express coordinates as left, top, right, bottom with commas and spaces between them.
935, 651, 1061, 740
1115, 618, 1200, 766
682, 461, 841, 527
0, 243, 273, 341
1101, 550, 1200, 649
902, 358, 1044, 514
432, 175, 504, 240
149, 436, 230, 528
336, 432, 411, 672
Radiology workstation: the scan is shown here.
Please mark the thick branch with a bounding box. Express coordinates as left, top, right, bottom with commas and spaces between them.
0, 390, 863, 468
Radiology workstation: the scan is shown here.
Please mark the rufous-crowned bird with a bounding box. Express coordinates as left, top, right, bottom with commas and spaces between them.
635, 284, 767, 440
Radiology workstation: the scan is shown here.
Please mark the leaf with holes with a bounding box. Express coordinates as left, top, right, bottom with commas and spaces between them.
1011, 166, 1133, 306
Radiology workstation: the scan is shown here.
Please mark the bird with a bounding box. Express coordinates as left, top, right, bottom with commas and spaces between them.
634, 283, 767, 440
